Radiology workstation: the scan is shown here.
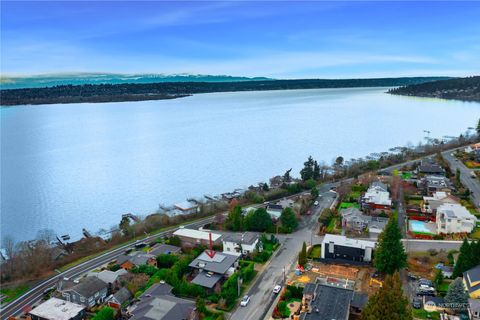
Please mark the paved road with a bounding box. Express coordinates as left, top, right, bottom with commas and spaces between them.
229, 188, 337, 320
0, 217, 215, 319
443, 151, 480, 208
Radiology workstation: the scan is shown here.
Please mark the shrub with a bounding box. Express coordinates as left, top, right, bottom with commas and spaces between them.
156, 254, 179, 268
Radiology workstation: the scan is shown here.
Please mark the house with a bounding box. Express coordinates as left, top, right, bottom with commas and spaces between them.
148, 243, 181, 256
59, 276, 108, 308
188, 250, 239, 290
341, 207, 388, 239
28, 297, 86, 320
417, 160, 445, 176
90, 269, 128, 288
440, 265, 454, 278
222, 232, 260, 256
423, 296, 446, 313
362, 181, 392, 210
266, 204, 283, 219
127, 283, 198, 320
421, 175, 452, 195
464, 265, 480, 298
300, 282, 367, 320
468, 298, 480, 320
106, 287, 132, 309
321, 234, 376, 263
173, 201, 200, 215
422, 192, 460, 214
436, 203, 478, 234
277, 198, 295, 209
173, 228, 222, 247
117, 251, 157, 270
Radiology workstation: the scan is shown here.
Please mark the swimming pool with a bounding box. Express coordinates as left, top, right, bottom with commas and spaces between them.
409, 220, 434, 234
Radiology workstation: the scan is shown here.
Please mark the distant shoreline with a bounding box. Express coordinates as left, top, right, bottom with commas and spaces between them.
0, 77, 450, 106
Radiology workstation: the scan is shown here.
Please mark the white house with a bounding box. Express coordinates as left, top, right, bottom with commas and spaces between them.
321, 234, 376, 263
173, 201, 200, 215
173, 228, 222, 246
222, 232, 260, 256
422, 191, 459, 214
436, 203, 477, 234
362, 181, 392, 209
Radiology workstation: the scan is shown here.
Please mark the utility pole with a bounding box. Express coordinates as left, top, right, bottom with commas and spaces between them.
283, 266, 286, 285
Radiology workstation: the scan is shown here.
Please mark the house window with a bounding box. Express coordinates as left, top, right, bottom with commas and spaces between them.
80, 297, 85, 303
95, 292, 99, 298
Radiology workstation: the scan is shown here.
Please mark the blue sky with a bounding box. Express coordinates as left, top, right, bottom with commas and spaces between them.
1, 1, 479, 78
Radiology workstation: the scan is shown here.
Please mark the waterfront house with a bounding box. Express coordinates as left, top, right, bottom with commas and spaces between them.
320, 234, 376, 263
117, 251, 157, 270
464, 265, 480, 299
362, 181, 392, 210
188, 250, 239, 290
172, 228, 222, 247
266, 204, 283, 219
340, 207, 388, 239
106, 287, 132, 309
28, 297, 86, 320
171, 200, 200, 216
422, 191, 460, 214
436, 203, 477, 234
59, 276, 108, 308
222, 232, 260, 256
127, 283, 198, 320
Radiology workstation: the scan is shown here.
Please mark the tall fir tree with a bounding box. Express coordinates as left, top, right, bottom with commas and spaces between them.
298, 242, 307, 267
374, 214, 407, 274
444, 278, 469, 313
361, 273, 412, 320
453, 238, 475, 278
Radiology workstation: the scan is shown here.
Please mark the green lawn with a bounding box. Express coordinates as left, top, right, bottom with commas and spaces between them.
412, 309, 440, 320
401, 172, 413, 180
326, 217, 337, 232
339, 202, 360, 209
0, 285, 29, 304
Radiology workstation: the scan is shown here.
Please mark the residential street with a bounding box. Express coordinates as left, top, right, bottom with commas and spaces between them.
229, 188, 337, 320
443, 151, 480, 208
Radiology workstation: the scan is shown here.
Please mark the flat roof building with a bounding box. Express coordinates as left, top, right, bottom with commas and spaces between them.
28, 297, 86, 320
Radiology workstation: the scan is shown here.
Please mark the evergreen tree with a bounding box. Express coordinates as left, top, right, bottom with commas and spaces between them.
298, 242, 307, 267
434, 269, 444, 288
453, 238, 474, 278
477, 118, 480, 135
243, 208, 273, 232
361, 273, 411, 320
313, 160, 320, 180
226, 205, 243, 231
300, 156, 315, 181
280, 207, 298, 233
311, 186, 319, 199
374, 214, 407, 274
444, 278, 469, 313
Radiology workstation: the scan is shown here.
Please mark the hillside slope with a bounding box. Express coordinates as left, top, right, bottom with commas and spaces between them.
388, 76, 480, 102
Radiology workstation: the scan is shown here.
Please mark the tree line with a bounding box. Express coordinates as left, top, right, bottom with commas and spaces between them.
1, 77, 449, 105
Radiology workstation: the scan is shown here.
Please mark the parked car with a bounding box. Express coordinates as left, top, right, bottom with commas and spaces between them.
314, 201, 319, 206
240, 295, 251, 307
273, 285, 282, 294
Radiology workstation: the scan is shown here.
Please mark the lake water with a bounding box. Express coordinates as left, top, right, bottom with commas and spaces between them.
1, 87, 479, 243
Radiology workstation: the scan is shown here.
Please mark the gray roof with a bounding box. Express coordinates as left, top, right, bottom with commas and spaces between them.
191, 271, 223, 288
66, 277, 107, 298
94, 269, 128, 284
464, 265, 480, 294
303, 283, 316, 296
222, 232, 259, 246
110, 287, 132, 305
29, 298, 85, 320
351, 292, 368, 309
469, 298, 480, 313
371, 181, 388, 192
118, 251, 156, 267
301, 284, 354, 320
418, 161, 445, 174
189, 251, 239, 274
148, 244, 181, 256
129, 283, 196, 320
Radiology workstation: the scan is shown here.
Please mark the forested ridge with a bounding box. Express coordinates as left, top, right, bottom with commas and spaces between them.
1, 76, 450, 106
388, 76, 480, 102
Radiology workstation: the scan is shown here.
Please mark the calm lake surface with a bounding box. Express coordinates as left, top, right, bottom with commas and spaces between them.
1, 87, 479, 242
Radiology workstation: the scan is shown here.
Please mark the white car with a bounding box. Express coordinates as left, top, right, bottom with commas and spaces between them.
314, 201, 319, 206
240, 295, 251, 307
273, 285, 282, 294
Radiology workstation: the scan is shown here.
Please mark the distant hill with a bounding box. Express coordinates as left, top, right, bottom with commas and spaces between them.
388, 76, 480, 102
0, 76, 452, 106
0, 73, 273, 89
